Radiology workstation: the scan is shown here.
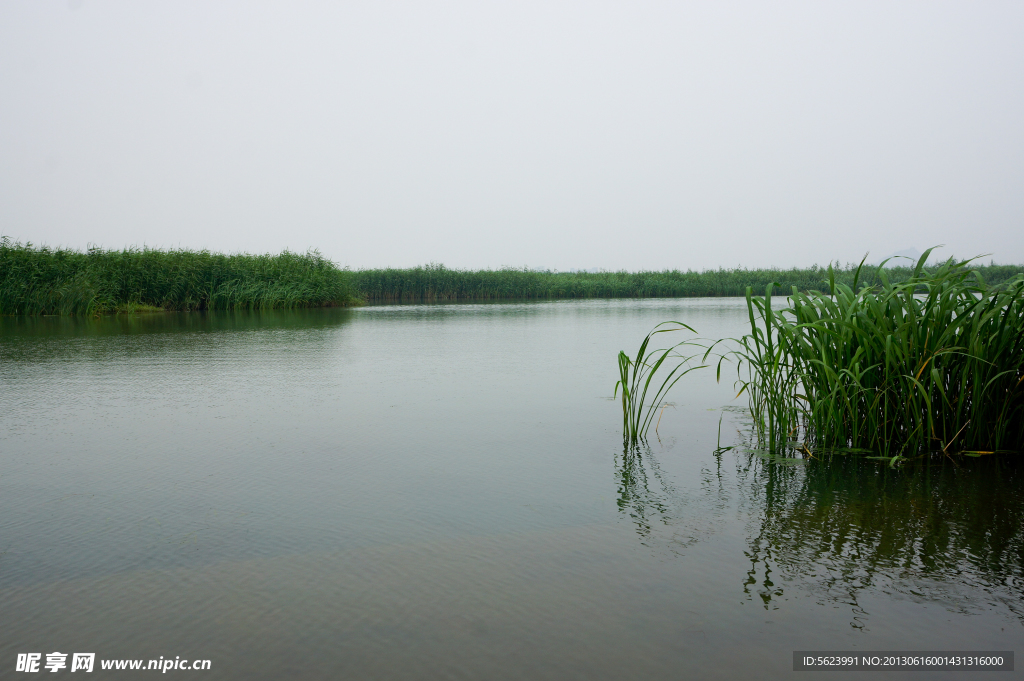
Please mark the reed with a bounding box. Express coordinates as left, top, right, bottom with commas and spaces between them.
617, 250, 1024, 458
0, 239, 360, 315
730, 250, 1024, 459
614, 322, 707, 445
353, 262, 1024, 303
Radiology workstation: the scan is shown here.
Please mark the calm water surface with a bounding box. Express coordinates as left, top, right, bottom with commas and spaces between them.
1, 299, 1021, 679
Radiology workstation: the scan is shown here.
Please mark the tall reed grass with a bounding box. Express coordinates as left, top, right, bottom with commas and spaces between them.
0, 238, 360, 315
354, 262, 1024, 303
618, 251, 1024, 458
733, 251, 1024, 459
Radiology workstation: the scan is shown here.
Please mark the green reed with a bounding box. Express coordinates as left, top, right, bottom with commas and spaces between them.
730, 250, 1024, 459
617, 250, 1024, 458
0, 238, 360, 315
353, 262, 1024, 303
614, 322, 707, 445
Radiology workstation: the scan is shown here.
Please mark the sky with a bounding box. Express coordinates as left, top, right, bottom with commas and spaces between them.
1, 1, 1022, 271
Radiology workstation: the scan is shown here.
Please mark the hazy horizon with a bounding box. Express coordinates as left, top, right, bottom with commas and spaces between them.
2, 1, 1022, 271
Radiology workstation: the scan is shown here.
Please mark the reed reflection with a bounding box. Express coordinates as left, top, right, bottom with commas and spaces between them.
0, 308, 355, 365
613, 424, 1024, 624
0, 307, 356, 340
615, 446, 674, 542
738, 452, 1024, 621
615, 444, 727, 553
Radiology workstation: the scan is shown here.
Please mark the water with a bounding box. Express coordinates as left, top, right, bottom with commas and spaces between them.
1, 299, 1021, 679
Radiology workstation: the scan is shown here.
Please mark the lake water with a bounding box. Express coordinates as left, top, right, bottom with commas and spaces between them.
1, 299, 1021, 679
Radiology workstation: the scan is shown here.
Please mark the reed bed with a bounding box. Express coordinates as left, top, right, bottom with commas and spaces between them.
0, 239, 360, 315
618, 251, 1024, 458
736, 252, 1024, 459
353, 262, 1024, 303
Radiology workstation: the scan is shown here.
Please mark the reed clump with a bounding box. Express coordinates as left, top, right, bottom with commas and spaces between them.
733, 251, 1024, 459
0, 238, 360, 315
617, 250, 1024, 459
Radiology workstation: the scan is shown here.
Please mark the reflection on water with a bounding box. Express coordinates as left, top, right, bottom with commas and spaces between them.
615, 446, 674, 542
739, 452, 1024, 620
0, 308, 357, 366
614, 417, 1024, 624
0, 307, 356, 340
614, 444, 729, 555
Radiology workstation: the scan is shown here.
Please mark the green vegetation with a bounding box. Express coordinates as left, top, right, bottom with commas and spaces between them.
0, 238, 360, 315
614, 322, 707, 445
619, 251, 1024, 458
737, 251, 1024, 459
353, 261, 1024, 303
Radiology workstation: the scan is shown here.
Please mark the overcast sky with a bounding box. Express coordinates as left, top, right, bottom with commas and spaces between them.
1, 1, 1022, 270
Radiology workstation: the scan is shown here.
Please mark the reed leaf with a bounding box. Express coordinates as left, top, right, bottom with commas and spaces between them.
614, 322, 707, 445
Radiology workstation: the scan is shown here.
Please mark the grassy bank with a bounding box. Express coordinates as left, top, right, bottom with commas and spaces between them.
353, 261, 1024, 303
0, 239, 360, 315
